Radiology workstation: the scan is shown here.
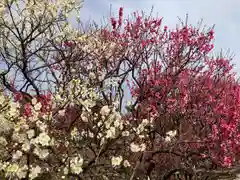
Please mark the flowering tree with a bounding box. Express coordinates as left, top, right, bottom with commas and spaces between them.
0, 3, 240, 180
0, 0, 82, 97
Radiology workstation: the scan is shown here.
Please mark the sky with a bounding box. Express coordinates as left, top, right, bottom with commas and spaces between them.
80, 0, 240, 74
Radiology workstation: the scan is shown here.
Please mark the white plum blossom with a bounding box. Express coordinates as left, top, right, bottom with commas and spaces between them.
0, 94, 4, 104
166, 130, 177, 137
164, 136, 171, 142
0, 115, 13, 134
130, 143, 141, 152
71, 68, 76, 73
89, 72, 96, 80
8, 102, 19, 116
164, 130, 177, 142
63, 167, 68, 175
123, 160, 131, 167
130, 143, 146, 152
29, 165, 41, 180
114, 116, 123, 130
21, 141, 31, 152
33, 147, 49, 160
4, 163, 27, 179
16, 165, 28, 179
12, 133, 27, 143
97, 121, 102, 127
100, 105, 110, 116
126, 100, 132, 107
104, 119, 113, 129
0, 136, 7, 146
36, 132, 51, 146
88, 131, 94, 138
34, 102, 42, 111
81, 111, 88, 122
71, 127, 79, 139
142, 119, 149, 125
12, 150, 23, 160
140, 143, 146, 151
55, 94, 63, 101
111, 156, 123, 167
31, 98, 37, 105
70, 156, 84, 174
100, 138, 105, 146
58, 109, 65, 116
6, 163, 19, 174
26, 129, 35, 139
36, 121, 47, 132
106, 126, 116, 139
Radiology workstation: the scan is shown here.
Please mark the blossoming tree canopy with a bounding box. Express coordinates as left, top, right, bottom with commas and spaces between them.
108, 9, 239, 167
0, 3, 240, 180
99, 7, 240, 168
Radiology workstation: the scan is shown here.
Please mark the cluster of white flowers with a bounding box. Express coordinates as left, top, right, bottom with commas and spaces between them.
33, 146, 49, 160
29, 165, 41, 180
100, 105, 111, 116
165, 130, 177, 142
35, 132, 51, 146
71, 127, 79, 140
102, 107, 125, 140
0, 136, 7, 146
0, 67, 159, 179
111, 156, 131, 168
123, 160, 131, 167
135, 119, 150, 135
130, 142, 146, 152
32, 98, 42, 111
111, 156, 123, 167
0, 90, 56, 179
3, 163, 28, 179
69, 156, 84, 174
0, 94, 18, 135
0, 114, 13, 134
12, 150, 23, 161
81, 110, 89, 122
89, 72, 96, 80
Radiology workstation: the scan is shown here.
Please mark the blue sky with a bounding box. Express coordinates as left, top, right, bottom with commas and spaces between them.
80, 0, 240, 74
